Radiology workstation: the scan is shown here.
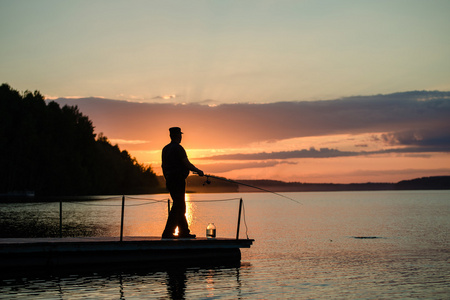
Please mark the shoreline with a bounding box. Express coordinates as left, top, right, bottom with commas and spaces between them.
1, 176, 449, 202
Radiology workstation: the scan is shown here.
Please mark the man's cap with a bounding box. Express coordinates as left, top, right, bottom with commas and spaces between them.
169, 127, 183, 134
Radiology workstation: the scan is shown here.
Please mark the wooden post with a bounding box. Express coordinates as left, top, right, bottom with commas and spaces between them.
236, 198, 243, 240
120, 195, 125, 242
59, 200, 62, 238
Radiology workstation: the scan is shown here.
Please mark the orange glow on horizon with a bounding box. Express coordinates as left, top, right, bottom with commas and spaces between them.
114, 133, 450, 184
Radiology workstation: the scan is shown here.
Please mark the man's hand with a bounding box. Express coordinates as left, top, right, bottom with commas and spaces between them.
196, 170, 204, 177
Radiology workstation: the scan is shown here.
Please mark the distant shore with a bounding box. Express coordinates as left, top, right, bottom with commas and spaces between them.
185, 175, 450, 193
1, 176, 448, 203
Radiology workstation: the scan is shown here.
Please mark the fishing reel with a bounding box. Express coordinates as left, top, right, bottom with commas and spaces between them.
203, 175, 211, 186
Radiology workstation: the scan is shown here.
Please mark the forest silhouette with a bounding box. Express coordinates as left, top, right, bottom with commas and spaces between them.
0, 84, 159, 196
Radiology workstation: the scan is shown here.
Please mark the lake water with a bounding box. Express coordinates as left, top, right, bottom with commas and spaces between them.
1, 190, 449, 299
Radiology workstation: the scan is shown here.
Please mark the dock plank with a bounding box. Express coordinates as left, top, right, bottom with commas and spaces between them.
0, 236, 254, 271
0, 236, 249, 243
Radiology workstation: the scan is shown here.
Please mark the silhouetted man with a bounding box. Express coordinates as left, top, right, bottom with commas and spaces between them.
162, 127, 204, 238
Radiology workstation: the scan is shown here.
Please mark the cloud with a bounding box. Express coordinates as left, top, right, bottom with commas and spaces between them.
199, 146, 450, 161
194, 99, 220, 106
195, 160, 295, 173
109, 138, 150, 145
199, 148, 355, 160
51, 91, 450, 150
46, 95, 95, 100
152, 94, 178, 100
381, 130, 450, 148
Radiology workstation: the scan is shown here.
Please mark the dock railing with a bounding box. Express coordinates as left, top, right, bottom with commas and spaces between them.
54, 196, 248, 241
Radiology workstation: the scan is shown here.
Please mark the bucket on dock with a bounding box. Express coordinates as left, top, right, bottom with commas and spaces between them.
206, 223, 216, 239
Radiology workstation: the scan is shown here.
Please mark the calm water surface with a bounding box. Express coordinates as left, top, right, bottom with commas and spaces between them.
0, 190, 449, 299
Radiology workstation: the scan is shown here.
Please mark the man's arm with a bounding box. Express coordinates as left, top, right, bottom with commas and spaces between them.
182, 157, 204, 176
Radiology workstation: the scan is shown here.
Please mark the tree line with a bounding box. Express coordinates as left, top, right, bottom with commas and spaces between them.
0, 83, 159, 196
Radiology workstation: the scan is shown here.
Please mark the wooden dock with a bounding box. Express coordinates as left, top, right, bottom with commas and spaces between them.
0, 236, 254, 273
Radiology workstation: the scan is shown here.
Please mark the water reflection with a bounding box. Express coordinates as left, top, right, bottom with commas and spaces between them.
162, 261, 248, 299
166, 267, 187, 299
0, 263, 250, 300
3, 191, 448, 298
185, 194, 195, 228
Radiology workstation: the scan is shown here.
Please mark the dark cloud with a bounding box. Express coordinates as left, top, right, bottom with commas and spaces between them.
51, 91, 450, 150
199, 146, 450, 161
381, 130, 450, 147
198, 148, 355, 160
194, 160, 295, 173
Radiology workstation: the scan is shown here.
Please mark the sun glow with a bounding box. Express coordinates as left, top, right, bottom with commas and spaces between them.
170, 194, 195, 237
185, 194, 195, 227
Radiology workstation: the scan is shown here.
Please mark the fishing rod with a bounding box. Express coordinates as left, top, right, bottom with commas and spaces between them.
200, 173, 302, 204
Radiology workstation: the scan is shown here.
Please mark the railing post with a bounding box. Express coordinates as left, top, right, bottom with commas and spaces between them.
236, 198, 243, 240
59, 200, 63, 238
120, 195, 125, 242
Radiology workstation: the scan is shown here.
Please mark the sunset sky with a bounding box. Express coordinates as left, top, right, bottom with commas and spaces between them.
1, 1, 450, 183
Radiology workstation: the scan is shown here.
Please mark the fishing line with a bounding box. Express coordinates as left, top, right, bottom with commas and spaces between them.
200, 174, 302, 204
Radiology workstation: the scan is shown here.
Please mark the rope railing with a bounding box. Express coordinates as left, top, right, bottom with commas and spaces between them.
70, 199, 164, 207
186, 197, 241, 203
43, 195, 249, 240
